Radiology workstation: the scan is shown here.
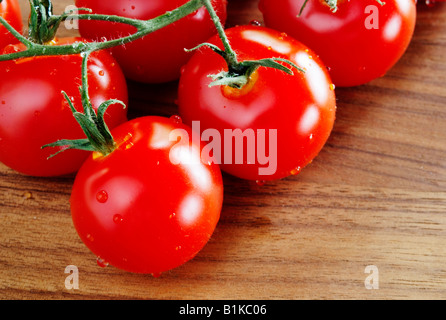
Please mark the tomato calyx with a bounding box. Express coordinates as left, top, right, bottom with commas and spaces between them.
188, 1, 304, 89
42, 52, 126, 158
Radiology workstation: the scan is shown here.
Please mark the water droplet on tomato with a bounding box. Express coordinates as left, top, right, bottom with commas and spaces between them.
131, 5, 136, 10
125, 142, 134, 150
98, 70, 105, 76
175, 246, 182, 251
256, 180, 266, 186
86, 234, 94, 242
96, 257, 109, 268
426, 0, 436, 7
113, 214, 124, 224
250, 19, 262, 26
330, 83, 336, 91
290, 167, 302, 176
170, 115, 182, 124
96, 190, 108, 203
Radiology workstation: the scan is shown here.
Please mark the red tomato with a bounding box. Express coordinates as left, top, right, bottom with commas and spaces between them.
260, 0, 417, 87
0, 38, 128, 177
70, 116, 223, 275
0, 0, 22, 50
178, 25, 336, 182
75, 0, 228, 83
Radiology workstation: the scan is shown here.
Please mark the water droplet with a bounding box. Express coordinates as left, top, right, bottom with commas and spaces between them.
426, 0, 436, 7
125, 142, 134, 150
86, 234, 94, 242
290, 167, 302, 176
96, 257, 109, 268
96, 190, 108, 203
267, 46, 272, 51
170, 115, 182, 124
23, 192, 32, 200
175, 246, 182, 251
113, 214, 124, 224
256, 180, 266, 186
329, 83, 336, 91
250, 19, 262, 26
309, 133, 314, 140
131, 5, 136, 10
98, 70, 105, 76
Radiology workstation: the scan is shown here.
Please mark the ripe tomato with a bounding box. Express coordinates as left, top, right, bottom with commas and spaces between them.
0, 38, 128, 177
75, 0, 228, 83
70, 116, 223, 275
178, 25, 336, 182
260, 0, 417, 87
0, 0, 22, 50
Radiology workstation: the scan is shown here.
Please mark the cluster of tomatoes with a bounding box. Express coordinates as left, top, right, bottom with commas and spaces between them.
0, 0, 417, 275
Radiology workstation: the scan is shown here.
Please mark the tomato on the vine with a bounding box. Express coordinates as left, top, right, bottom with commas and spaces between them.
0, 0, 22, 50
0, 38, 128, 177
178, 25, 336, 182
260, 0, 417, 87
70, 116, 223, 275
75, 0, 228, 84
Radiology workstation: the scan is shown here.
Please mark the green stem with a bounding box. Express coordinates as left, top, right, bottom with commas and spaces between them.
0, 0, 204, 61
201, 0, 238, 67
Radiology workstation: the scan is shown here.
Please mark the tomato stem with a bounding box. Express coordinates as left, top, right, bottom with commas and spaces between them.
0, 0, 204, 61
42, 52, 125, 158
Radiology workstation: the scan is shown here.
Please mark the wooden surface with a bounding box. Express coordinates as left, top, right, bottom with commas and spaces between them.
1, 0, 445, 300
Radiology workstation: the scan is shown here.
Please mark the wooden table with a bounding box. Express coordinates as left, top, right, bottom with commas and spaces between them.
1, 0, 445, 300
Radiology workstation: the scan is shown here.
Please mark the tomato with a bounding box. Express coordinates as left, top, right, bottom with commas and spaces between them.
70, 116, 223, 275
0, 38, 128, 177
178, 25, 336, 182
75, 0, 228, 83
0, 0, 22, 50
260, 0, 417, 87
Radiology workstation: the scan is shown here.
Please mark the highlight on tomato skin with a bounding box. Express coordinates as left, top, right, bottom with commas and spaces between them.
178, 25, 337, 182
0, 0, 23, 50
0, 38, 129, 177
70, 116, 224, 275
75, 0, 228, 84
260, 0, 417, 87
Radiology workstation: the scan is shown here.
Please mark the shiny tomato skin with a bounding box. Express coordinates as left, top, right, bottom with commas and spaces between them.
260, 0, 417, 87
0, 38, 128, 177
178, 25, 336, 182
0, 0, 22, 50
75, 0, 228, 83
70, 116, 224, 275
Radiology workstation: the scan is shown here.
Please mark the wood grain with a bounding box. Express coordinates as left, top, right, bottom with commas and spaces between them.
1, 0, 445, 300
